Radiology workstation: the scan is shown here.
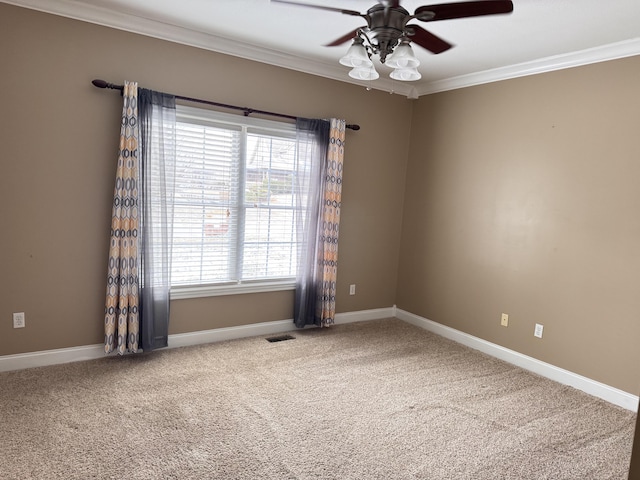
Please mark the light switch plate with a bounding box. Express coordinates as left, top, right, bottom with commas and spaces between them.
534, 323, 543, 338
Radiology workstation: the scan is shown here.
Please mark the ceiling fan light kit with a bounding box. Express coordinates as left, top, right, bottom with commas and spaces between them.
338, 38, 374, 68
386, 39, 421, 70
340, 35, 422, 82
348, 65, 380, 81
273, 0, 513, 83
390, 67, 421, 81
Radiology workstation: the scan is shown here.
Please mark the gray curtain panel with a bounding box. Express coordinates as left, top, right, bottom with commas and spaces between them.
138, 89, 177, 351
293, 118, 330, 328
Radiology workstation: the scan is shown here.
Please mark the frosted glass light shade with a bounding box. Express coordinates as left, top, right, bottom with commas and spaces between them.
339, 43, 373, 68
389, 67, 422, 81
386, 43, 420, 69
348, 65, 380, 81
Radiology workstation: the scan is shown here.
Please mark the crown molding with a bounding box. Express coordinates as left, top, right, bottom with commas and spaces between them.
1, 0, 415, 97
3, 0, 639, 98
418, 37, 640, 95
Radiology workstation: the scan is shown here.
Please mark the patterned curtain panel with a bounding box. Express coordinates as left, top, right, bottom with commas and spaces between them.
318, 119, 346, 324
294, 118, 346, 328
104, 81, 140, 354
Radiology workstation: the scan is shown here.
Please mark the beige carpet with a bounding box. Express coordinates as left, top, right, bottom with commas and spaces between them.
0, 319, 635, 479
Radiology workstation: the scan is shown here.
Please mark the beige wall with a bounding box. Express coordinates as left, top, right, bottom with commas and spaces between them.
0, 4, 411, 355
397, 57, 640, 395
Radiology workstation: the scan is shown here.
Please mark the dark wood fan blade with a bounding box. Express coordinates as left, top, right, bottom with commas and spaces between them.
271, 0, 362, 17
325, 28, 363, 47
415, 0, 513, 21
407, 24, 453, 54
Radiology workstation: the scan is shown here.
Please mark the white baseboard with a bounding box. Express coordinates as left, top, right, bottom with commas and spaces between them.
0, 344, 106, 373
335, 306, 396, 325
395, 308, 639, 412
0, 307, 394, 373
168, 319, 296, 349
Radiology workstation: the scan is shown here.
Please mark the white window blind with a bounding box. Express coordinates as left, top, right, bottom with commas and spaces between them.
243, 131, 298, 280
171, 107, 301, 288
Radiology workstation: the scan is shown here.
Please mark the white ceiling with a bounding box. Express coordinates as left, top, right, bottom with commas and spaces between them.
6, 0, 640, 97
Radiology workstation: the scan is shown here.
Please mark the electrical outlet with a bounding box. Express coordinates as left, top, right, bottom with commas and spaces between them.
534, 323, 544, 338
500, 313, 509, 327
349, 284, 356, 295
13, 312, 25, 329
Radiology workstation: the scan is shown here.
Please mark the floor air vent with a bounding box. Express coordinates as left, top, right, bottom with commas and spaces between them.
265, 334, 295, 343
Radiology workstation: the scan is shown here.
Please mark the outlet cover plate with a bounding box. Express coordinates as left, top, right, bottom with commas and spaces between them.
501, 313, 509, 327
13, 312, 25, 328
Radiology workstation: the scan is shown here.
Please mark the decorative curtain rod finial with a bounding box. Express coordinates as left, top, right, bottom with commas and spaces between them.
91, 79, 108, 88
92, 79, 123, 91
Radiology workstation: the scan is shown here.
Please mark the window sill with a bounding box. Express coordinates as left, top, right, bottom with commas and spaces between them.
170, 280, 296, 300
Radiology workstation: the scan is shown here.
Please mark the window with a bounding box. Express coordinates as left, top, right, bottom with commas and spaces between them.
170, 106, 306, 297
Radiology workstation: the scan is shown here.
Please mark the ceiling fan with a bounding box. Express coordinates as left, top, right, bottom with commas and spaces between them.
272, 0, 514, 81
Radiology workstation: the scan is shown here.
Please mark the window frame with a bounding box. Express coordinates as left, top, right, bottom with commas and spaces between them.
170, 105, 299, 300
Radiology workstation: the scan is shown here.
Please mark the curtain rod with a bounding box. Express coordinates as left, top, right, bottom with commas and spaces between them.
91, 79, 360, 131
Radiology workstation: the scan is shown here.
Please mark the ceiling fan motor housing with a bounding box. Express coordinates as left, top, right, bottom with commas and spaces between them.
365, 5, 411, 62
